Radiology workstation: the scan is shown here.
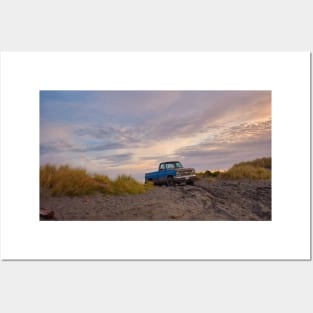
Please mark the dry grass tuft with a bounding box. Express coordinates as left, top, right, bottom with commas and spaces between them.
40, 164, 152, 196
222, 157, 271, 180
113, 175, 153, 195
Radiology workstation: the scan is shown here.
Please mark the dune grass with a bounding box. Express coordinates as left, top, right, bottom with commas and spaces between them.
40, 164, 153, 196
196, 170, 222, 179
222, 157, 271, 180
113, 175, 151, 195
231, 157, 271, 170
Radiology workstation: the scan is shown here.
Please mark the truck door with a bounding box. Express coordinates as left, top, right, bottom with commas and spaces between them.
158, 163, 166, 183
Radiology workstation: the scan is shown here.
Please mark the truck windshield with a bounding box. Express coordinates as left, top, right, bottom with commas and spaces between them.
160, 162, 184, 170
166, 162, 183, 169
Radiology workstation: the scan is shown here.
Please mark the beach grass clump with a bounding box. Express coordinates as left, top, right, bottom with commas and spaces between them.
40, 164, 99, 196
223, 165, 271, 180
40, 164, 152, 196
93, 174, 115, 194
196, 170, 221, 179
222, 157, 271, 180
112, 175, 153, 195
233, 157, 271, 170
40, 163, 57, 189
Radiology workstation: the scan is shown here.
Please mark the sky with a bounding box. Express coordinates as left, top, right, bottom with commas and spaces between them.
40, 90, 271, 181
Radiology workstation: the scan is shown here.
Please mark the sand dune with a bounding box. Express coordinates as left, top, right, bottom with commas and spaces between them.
40, 179, 271, 221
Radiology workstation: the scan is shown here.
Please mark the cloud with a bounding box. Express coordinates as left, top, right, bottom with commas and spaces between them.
175, 139, 271, 171
74, 125, 141, 145
135, 91, 271, 144
214, 119, 271, 144
40, 140, 74, 154
40, 139, 126, 154
75, 127, 115, 138
91, 153, 134, 167
72, 142, 127, 153
174, 119, 271, 169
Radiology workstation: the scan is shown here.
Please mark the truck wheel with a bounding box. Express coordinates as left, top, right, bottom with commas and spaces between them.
167, 176, 175, 187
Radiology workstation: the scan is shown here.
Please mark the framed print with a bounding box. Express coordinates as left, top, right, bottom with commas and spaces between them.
0, 52, 310, 260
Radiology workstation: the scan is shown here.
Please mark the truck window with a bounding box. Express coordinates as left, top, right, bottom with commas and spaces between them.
166, 163, 175, 169
159, 163, 165, 170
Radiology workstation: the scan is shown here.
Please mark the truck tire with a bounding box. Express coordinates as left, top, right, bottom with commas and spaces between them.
167, 176, 175, 187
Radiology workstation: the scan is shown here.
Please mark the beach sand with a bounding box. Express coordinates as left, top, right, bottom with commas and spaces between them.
40, 179, 271, 221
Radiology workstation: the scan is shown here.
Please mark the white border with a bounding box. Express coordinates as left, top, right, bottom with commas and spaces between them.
0, 52, 310, 260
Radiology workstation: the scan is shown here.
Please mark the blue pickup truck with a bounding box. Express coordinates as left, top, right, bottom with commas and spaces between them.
145, 161, 196, 186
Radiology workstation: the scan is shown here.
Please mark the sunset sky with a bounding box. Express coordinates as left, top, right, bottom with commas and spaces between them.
40, 90, 271, 181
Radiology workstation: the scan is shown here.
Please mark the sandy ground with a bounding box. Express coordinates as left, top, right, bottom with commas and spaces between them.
40, 179, 271, 221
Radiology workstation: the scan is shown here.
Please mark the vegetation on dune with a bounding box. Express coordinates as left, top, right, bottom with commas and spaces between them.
196, 157, 271, 181
113, 175, 153, 195
40, 164, 153, 196
40, 157, 271, 197
196, 170, 222, 179
231, 157, 271, 170
222, 157, 271, 180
